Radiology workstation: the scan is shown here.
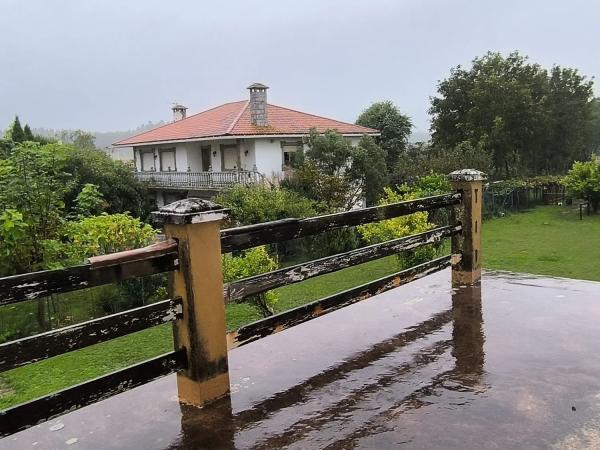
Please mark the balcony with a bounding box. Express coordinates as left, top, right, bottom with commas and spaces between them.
135, 170, 262, 190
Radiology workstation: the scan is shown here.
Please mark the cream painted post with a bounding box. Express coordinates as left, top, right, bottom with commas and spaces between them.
152, 199, 230, 406
448, 170, 486, 286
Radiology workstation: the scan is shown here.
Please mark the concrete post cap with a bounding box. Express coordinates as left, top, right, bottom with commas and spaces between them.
151, 198, 229, 226
447, 169, 487, 182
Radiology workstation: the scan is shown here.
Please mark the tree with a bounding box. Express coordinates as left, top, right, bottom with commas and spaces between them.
23, 124, 34, 141
348, 135, 388, 205
4, 116, 25, 143
430, 51, 596, 178
72, 183, 107, 218
562, 159, 600, 213
356, 101, 413, 171
285, 128, 388, 210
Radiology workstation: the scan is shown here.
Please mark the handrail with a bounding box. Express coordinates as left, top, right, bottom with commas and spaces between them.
136, 170, 261, 189
0, 169, 484, 437
0, 298, 182, 372
226, 255, 455, 349
0, 350, 187, 438
0, 240, 179, 306
220, 192, 462, 253
225, 224, 462, 303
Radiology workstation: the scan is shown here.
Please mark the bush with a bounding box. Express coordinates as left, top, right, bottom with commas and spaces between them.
358, 186, 442, 268
222, 246, 279, 317
562, 159, 600, 213
216, 184, 321, 225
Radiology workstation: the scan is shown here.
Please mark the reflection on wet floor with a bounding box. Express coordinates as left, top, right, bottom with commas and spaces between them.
4, 269, 600, 449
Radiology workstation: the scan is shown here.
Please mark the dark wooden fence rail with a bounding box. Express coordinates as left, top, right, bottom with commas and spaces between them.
0, 169, 484, 439
220, 192, 462, 253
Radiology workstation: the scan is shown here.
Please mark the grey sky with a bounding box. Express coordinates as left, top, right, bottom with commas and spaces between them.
1, 0, 598, 134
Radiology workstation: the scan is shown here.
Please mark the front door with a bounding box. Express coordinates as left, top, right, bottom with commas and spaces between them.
201, 146, 211, 171
221, 145, 239, 171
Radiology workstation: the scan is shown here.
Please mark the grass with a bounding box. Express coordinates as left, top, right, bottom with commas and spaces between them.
482, 205, 600, 281
0, 255, 403, 408
2, 205, 599, 408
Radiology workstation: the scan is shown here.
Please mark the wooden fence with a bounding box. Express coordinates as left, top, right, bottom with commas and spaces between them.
0, 169, 485, 437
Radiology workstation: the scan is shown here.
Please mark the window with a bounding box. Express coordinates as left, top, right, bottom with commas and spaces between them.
140, 150, 155, 172
159, 148, 176, 171
281, 141, 302, 169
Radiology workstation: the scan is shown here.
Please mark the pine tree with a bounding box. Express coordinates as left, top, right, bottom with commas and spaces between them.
5, 116, 25, 142
23, 124, 34, 141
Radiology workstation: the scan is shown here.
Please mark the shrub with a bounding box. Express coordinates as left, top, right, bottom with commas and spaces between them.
562, 159, 600, 213
222, 246, 279, 317
358, 186, 441, 268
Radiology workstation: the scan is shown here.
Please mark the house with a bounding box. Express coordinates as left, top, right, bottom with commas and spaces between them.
113, 83, 379, 205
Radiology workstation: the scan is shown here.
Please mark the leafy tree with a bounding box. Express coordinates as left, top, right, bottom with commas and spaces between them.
285, 128, 387, 210
4, 116, 25, 143
0, 142, 70, 274
58, 130, 96, 150
430, 51, 595, 178
394, 141, 493, 183
562, 159, 600, 213
0, 209, 31, 275
348, 135, 388, 205
55, 145, 151, 218
72, 183, 107, 218
356, 101, 413, 171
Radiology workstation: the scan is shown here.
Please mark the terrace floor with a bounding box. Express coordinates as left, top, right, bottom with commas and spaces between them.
3, 269, 600, 449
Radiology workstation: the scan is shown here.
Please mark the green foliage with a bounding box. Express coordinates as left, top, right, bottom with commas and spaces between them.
285, 128, 388, 210
358, 186, 440, 267
4, 116, 25, 143
59, 213, 156, 266
23, 124, 34, 141
216, 184, 320, 225
430, 51, 596, 178
562, 159, 600, 212
0, 210, 31, 275
0, 142, 70, 274
349, 135, 388, 206
222, 246, 279, 317
72, 183, 106, 218
356, 100, 413, 171
58, 130, 96, 150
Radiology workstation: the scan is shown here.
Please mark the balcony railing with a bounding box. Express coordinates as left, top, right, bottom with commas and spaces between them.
0, 169, 485, 437
135, 170, 261, 190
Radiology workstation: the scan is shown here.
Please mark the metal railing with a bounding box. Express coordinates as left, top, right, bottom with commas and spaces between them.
0, 169, 484, 437
135, 170, 262, 189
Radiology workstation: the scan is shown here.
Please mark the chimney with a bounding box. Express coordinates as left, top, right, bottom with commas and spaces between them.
247, 83, 269, 127
172, 103, 187, 122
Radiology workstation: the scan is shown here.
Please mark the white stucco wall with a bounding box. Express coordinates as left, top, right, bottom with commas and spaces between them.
254, 138, 284, 179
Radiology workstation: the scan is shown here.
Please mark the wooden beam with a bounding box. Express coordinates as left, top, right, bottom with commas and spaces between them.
227, 255, 453, 349
220, 192, 462, 253
225, 224, 461, 302
0, 298, 182, 372
0, 251, 178, 306
0, 350, 186, 438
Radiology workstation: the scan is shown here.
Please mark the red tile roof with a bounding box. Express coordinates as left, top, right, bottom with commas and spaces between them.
114, 101, 379, 146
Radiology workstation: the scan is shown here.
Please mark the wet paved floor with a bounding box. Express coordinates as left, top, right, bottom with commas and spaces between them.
3, 269, 600, 449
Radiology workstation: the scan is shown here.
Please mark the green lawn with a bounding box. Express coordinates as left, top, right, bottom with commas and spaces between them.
2, 205, 599, 408
482, 205, 600, 281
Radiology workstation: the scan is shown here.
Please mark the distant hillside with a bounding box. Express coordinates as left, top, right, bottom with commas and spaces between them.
33, 121, 165, 149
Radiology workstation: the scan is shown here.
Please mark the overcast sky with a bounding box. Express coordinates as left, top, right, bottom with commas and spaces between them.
1, 0, 598, 134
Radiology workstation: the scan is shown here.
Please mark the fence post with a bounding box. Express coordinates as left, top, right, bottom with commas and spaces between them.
448, 170, 486, 286
152, 198, 230, 407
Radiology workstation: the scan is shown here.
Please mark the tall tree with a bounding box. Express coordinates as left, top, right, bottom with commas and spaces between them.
430, 51, 595, 178
4, 116, 26, 143
356, 101, 413, 172
23, 124, 34, 141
